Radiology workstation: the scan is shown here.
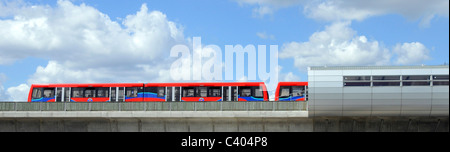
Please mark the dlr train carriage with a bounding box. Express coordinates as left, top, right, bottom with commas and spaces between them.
275, 82, 308, 101
27, 82, 270, 102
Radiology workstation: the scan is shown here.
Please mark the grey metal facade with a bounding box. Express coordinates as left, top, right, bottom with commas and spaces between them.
308, 65, 449, 117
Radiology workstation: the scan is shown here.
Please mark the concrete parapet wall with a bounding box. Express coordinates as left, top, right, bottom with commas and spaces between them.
0, 117, 447, 132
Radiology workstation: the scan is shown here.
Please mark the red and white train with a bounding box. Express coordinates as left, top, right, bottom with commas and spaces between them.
27, 82, 293, 102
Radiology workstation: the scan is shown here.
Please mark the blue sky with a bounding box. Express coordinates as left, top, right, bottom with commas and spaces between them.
0, 0, 448, 101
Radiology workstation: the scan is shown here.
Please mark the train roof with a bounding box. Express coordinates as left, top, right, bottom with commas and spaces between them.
31, 83, 144, 88
276, 82, 308, 86
30, 82, 267, 88
144, 82, 266, 87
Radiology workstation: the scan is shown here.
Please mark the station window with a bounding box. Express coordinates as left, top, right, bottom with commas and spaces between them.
433, 75, 449, 80
344, 82, 371, 86
402, 75, 430, 80
403, 81, 430, 86
373, 82, 401, 86
372, 76, 400, 80
344, 76, 371, 81
433, 81, 449, 86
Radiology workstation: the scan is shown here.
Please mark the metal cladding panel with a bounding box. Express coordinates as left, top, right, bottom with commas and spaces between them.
314, 93, 343, 99
402, 86, 432, 93
310, 75, 343, 81
372, 99, 401, 111
342, 103, 371, 111
342, 70, 372, 75
402, 93, 432, 99
313, 70, 343, 76
431, 100, 449, 111
343, 87, 372, 94
312, 87, 342, 93
372, 87, 402, 94
432, 86, 449, 93
432, 93, 449, 99
371, 69, 402, 75
431, 68, 449, 74
401, 99, 432, 111
372, 93, 401, 99
312, 82, 343, 87
401, 69, 432, 75
343, 99, 371, 116
313, 99, 342, 106
343, 93, 372, 99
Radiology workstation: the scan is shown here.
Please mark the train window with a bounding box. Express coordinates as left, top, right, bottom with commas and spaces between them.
97, 88, 109, 97
85, 88, 95, 97
111, 89, 116, 101
240, 88, 251, 97
118, 87, 124, 102
43, 88, 54, 98
403, 81, 430, 86
183, 87, 195, 97
372, 76, 400, 80
344, 82, 371, 86
433, 75, 449, 80
292, 86, 303, 97
344, 76, 371, 81
208, 87, 221, 97
126, 87, 138, 97
402, 75, 430, 80
254, 86, 263, 98
64, 88, 70, 101
279, 86, 290, 98
224, 87, 229, 101
145, 87, 158, 93
157, 87, 165, 97
72, 88, 84, 98
32, 88, 42, 99
373, 82, 401, 86
198, 87, 207, 97
433, 81, 449, 86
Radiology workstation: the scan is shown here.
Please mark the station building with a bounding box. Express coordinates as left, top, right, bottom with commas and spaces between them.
307, 65, 449, 117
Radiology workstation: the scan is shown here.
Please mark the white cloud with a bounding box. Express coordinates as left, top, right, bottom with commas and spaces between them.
394, 42, 431, 65
235, 0, 304, 17
256, 31, 275, 40
6, 84, 29, 102
0, 73, 7, 101
0, 0, 187, 101
235, 0, 449, 25
303, 0, 449, 25
279, 22, 431, 70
